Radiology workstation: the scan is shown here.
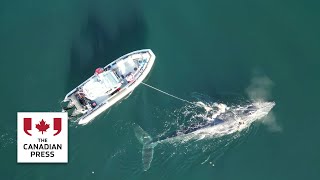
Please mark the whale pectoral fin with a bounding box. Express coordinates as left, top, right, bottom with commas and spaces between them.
134, 124, 157, 171
134, 124, 152, 144
142, 144, 155, 171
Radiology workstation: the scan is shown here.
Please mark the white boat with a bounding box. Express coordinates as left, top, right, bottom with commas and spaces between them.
61, 49, 156, 125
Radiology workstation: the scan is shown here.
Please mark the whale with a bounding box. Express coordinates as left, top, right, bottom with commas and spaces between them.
134, 101, 275, 171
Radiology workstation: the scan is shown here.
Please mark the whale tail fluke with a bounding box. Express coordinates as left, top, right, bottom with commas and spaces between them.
134, 124, 156, 171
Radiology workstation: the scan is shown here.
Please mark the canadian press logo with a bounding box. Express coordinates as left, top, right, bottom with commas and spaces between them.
17, 112, 68, 163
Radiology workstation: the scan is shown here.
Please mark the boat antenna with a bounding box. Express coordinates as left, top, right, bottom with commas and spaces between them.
141, 82, 210, 109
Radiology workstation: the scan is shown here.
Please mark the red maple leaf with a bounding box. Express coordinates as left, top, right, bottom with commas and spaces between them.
36, 119, 50, 134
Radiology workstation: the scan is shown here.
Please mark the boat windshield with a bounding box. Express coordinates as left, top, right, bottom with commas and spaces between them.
83, 71, 120, 99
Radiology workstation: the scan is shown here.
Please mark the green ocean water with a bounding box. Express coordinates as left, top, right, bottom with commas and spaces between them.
1, 0, 320, 179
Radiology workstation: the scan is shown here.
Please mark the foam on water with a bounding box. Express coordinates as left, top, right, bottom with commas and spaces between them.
0, 128, 16, 150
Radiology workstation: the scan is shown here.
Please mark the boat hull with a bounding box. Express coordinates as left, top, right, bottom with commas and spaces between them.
64, 49, 156, 125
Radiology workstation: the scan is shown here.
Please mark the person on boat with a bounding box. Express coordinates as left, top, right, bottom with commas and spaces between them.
76, 91, 87, 105
90, 100, 97, 108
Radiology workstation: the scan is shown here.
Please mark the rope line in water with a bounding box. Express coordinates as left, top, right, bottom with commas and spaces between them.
141, 82, 203, 108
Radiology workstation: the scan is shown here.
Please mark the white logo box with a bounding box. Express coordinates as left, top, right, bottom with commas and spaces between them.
17, 112, 68, 163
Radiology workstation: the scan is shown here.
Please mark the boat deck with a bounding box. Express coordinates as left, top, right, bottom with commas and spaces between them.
61, 49, 155, 123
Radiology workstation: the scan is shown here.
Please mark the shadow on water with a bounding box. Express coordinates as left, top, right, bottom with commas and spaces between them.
67, 10, 148, 91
